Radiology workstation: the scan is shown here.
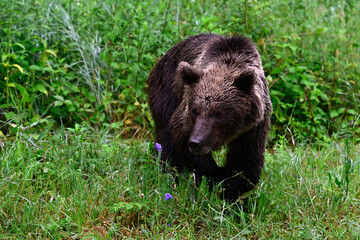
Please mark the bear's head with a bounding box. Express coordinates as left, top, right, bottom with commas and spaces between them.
175, 61, 265, 155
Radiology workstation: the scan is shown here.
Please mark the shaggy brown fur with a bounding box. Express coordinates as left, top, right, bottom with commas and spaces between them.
147, 34, 272, 202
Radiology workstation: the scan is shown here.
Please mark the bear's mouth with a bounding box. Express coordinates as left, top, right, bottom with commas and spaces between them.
188, 142, 212, 155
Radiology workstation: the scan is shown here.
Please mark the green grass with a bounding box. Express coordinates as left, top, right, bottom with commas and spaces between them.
1, 126, 359, 239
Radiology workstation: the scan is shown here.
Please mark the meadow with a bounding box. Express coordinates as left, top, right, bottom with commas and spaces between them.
1, 0, 360, 239
0, 124, 359, 239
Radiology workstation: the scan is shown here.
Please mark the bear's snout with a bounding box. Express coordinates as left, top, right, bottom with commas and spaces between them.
188, 138, 202, 154
188, 137, 212, 155
188, 117, 214, 155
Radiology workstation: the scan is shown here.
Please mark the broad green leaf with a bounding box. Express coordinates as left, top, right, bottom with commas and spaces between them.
330, 110, 339, 118
43, 67, 55, 73
34, 83, 48, 96
347, 109, 357, 115
125, 203, 133, 211
111, 122, 123, 128
337, 108, 345, 115
14, 83, 29, 103
64, 100, 72, 105
2, 54, 8, 62
30, 65, 42, 71
54, 100, 63, 107
289, 45, 297, 53
54, 68, 66, 74
54, 95, 64, 102
5, 111, 16, 120
67, 106, 76, 112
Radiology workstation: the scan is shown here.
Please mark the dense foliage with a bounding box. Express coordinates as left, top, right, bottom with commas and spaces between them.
1, 0, 359, 143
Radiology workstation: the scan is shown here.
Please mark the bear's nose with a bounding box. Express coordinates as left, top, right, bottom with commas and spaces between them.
188, 139, 202, 154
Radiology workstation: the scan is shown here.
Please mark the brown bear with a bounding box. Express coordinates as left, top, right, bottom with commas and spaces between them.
147, 34, 272, 202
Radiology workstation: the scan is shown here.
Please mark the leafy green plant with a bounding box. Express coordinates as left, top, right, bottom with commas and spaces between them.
1, 0, 359, 143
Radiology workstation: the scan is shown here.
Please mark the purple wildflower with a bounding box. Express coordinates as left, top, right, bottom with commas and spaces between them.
155, 142, 162, 152
164, 193, 173, 201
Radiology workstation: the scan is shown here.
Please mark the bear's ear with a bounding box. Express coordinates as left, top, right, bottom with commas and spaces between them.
232, 70, 255, 93
177, 61, 203, 85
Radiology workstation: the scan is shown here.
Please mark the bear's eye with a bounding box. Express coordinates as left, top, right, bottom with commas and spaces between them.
214, 111, 223, 119
191, 108, 199, 118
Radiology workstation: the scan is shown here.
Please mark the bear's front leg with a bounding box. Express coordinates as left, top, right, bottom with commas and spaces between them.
193, 154, 223, 188
222, 134, 265, 202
